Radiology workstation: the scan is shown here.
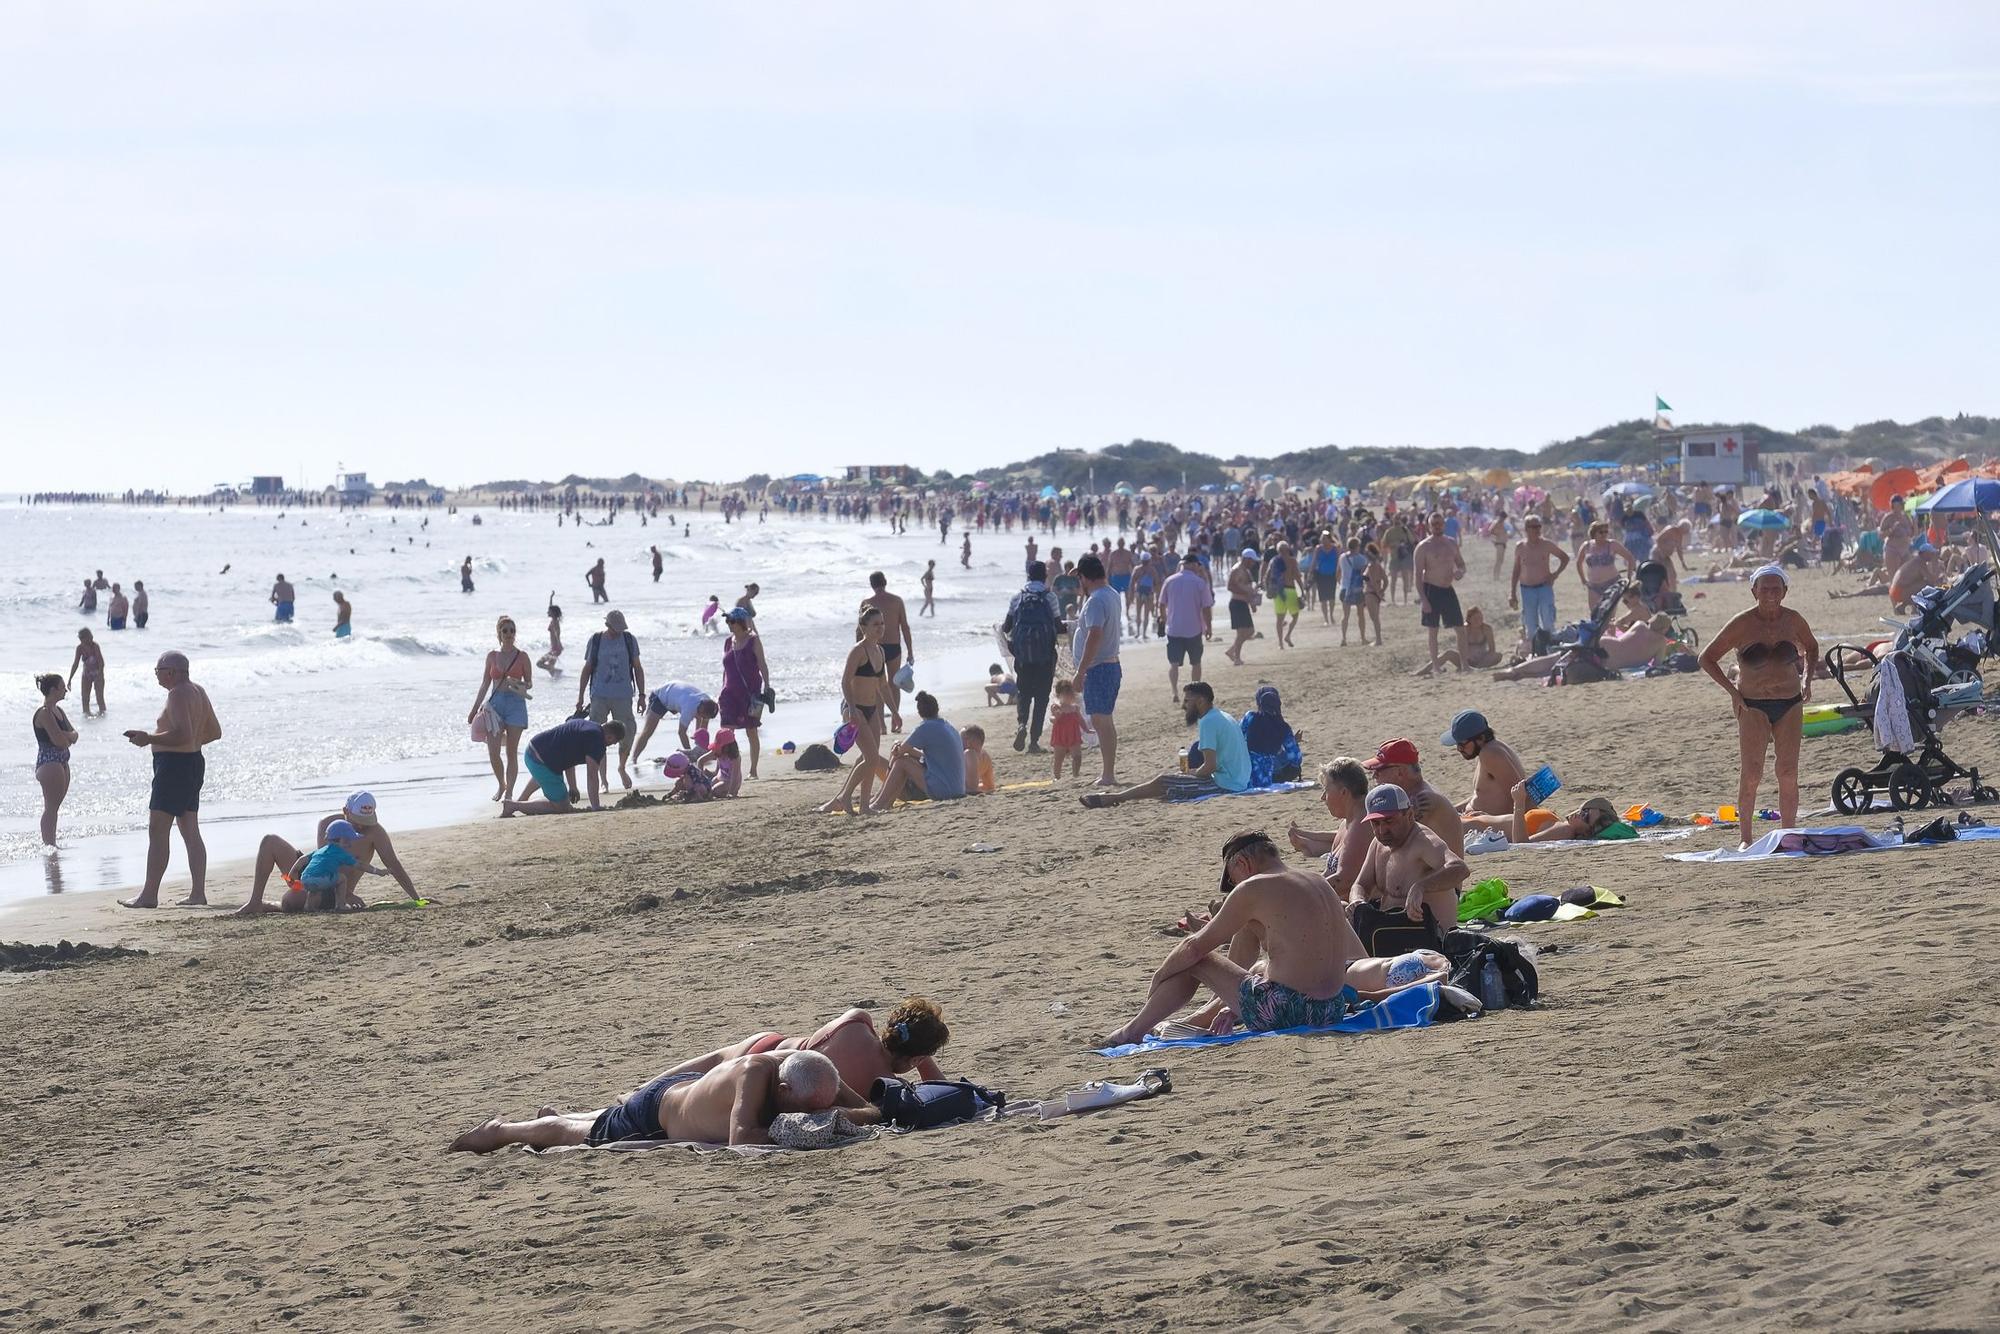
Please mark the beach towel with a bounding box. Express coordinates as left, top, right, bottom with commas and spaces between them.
526, 1109, 879, 1157
1467, 827, 1693, 853
1665, 824, 2000, 862
1178, 779, 1316, 805
1094, 982, 1437, 1057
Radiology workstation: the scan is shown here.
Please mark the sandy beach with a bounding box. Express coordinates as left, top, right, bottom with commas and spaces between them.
6, 555, 1999, 1332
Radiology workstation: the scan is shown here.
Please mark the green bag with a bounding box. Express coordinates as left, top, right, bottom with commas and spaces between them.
1459, 877, 1511, 922
1596, 821, 1639, 841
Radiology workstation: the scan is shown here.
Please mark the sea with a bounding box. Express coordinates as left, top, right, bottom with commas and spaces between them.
0, 502, 1036, 910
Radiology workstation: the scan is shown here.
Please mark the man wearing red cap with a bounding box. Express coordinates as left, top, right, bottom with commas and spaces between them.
1360, 738, 1465, 856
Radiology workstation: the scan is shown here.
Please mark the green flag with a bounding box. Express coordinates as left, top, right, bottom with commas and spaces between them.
1655, 395, 1672, 412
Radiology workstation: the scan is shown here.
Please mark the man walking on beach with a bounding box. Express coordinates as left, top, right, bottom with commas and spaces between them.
1003, 560, 1063, 753
576, 610, 644, 789
1413, 513, 1468, 673
1158, 553, 1213, 703
1223, 549, 1260, 667
864, 571, 914, 730
119, 652, 223, 908
1072, 554, 1122, 786
1509, 515, 1570, 652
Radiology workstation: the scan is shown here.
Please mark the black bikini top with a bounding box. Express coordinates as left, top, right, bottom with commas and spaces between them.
1738, 640, 1800, 669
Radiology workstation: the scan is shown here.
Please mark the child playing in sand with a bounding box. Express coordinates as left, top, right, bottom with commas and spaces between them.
962, 724, 996, 794
273, 820, 387, 913
1049, 679, 1084, 779
985, 662, 1017, 706
701, 595, 722, 634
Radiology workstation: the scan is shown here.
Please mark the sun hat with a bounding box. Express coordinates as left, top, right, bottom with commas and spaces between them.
1751, 563, 1789, 589
1363, 784, 1412, 822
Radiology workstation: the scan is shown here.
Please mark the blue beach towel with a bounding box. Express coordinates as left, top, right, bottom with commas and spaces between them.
1095, 982, 1438, 1058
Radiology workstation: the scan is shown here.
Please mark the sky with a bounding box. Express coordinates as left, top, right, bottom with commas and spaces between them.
2, 2, 1996, 491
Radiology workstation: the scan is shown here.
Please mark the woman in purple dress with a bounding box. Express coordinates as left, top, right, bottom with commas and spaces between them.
718, 608, 771, 778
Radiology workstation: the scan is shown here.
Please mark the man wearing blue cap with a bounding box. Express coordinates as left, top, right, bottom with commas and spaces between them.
1442, 710, 1528, 818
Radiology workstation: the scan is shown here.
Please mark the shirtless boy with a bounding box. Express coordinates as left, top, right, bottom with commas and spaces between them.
1442, 710, 1528, 818
1103, 831, 1365, 1045
1413, 513, 1469, 672
448, 1050, 873, 1152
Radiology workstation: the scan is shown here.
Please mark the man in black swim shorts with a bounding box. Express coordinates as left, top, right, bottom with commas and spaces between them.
1412, 512, 1470, 673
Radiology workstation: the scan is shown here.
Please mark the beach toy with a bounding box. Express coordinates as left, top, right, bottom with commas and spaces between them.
781, 741, 797, 753
1759, 808, 1780, 822
1717, 804, 1738, 822
1691, 813, 1714, 826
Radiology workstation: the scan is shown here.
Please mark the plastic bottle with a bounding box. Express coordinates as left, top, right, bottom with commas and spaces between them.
1479, 957, 1507, 1011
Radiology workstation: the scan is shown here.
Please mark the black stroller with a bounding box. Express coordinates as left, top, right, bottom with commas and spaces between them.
1633, 560, 1700, 648
1542, 576, 1631, 686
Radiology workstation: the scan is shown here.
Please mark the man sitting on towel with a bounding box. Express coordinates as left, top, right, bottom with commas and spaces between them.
1103, 831, 1365, 1044
447, 1049, 877, 1153
1442, 710, 1528, 819
1346, 784, 1469, 931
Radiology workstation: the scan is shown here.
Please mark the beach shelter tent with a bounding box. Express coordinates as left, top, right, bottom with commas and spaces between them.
1869, 468, 1921, 512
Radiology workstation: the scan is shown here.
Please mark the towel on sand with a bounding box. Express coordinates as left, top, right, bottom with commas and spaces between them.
1667, 824, 2000, 862
1095, 982, 1437, 1057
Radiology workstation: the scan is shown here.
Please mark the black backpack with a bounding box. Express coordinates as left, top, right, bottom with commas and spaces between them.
870, 1077, 1005, 1130
1008, 592, 1060, 667
1443, 934, 1539, 1008
1347, 902, 1447, 958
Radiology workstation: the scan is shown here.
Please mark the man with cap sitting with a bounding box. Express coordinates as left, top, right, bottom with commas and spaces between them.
1103, 830, 1367, 1045
1357, 738, 1465, 856
234, 791, 427, 916
1346, 784, 1469, 937
1442, 710, 1529, 818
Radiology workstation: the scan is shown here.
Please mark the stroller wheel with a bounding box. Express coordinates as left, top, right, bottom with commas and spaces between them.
1888, 764, 1931, 811
1831, 768, 1871, 816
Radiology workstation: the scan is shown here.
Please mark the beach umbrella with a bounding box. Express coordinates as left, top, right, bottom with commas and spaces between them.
1737, 508, 1789, 531
1040, 484, 1059, 499
1918, 477, 2000, 513
1059, 487, 1073, 498
1113, 482, 1134, 495
1139, 485, 1160, 495
1424, 467, 1449, 479
1604, 481, 1653, 498
1868, 467, 1920, 511
1225, 483, 1243, 492
1483, 467, 1512, 487
1198, 483, 1219, 493
970, 479, 989, 490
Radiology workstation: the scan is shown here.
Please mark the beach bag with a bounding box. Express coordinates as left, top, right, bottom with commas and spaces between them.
1550, 647, 1616, 687
794, 743, 839, 772
1348, 902, 1446, 959
869, 1077, 1005, 1130
1445, 938, 1539, 1008
469, 703, 501, 743
1008, 592, 1060, 667
1458, 879, 1512, 923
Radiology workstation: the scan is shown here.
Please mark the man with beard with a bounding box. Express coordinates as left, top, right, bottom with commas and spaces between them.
1079, 681, 1247, 808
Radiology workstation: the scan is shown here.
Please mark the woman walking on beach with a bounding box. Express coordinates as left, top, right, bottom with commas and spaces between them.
1698, 564, 1818, 849
718, 608, 771, 778
817, 604, 889, 815
33, 673, 78, 847
470, 616, 533, 801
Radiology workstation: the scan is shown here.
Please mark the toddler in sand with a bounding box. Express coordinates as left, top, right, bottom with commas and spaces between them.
962, 724, 996, 794
985, 662, 1017, 706
1049, 679, 1085, 779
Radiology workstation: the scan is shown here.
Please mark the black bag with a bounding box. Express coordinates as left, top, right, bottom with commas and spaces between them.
869, 1077, 1005, 1130
1007, 592, 1060, 667
1348, 902, 1446, 958
1550, 646, 1616, 687
1444, 936, 1539, 1008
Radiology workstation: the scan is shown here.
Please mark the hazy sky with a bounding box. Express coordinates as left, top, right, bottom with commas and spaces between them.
3, 3, 1995, 491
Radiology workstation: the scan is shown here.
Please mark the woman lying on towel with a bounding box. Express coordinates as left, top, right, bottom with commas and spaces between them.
1461, 781, 1623, 844
1489, 613, 1677, 682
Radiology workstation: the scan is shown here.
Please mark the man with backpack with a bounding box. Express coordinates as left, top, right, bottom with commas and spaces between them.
574, 609, 646, 790
1001, 560, 1063, 753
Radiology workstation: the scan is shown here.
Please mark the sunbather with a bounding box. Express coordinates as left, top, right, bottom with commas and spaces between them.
646, 999, 951, 1092
1489, 614, 1676, 681
448, 1050, 874, 1152
1463, 782, 1621, 842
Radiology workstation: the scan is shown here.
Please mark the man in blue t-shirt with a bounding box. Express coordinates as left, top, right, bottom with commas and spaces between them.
503, 716, 627, 816
1079, 682, 1251, 808
867, 692, 967, 811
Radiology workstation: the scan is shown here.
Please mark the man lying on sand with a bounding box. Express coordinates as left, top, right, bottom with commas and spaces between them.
1103, 831, 1363, 1045
235, 791, 426, 916
449, 1049, 877, 1152
1489, 614, 1675, 681
1442, 710, 1528, 819
645, 999, 950, 1092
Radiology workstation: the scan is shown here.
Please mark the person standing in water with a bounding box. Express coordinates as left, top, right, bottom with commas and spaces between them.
106, 582, 129, 630
68, 629, 106, 716
270, 573, 296, 623
461, 556, 476, 593
333, 591, 353, 638
538, 602, 564, 673
33, 673, 77, 848
919, 561, 937, 617
651, 546, 664, 583
132, 580, 149, 629
79, 579, 98, 615
585, 558, 608, 604
119, 651, 223, 908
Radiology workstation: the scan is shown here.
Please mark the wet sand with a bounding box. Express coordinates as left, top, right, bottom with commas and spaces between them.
4, 556, 1997, 1331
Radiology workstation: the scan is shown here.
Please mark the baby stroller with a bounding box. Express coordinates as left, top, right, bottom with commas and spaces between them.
1824, 569, 1995, 813
1632, 560, 1699, 649
1543, 576, 1630, 686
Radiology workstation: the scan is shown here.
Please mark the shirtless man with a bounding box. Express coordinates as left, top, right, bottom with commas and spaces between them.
585, 557, 608, 603
118, 652, 223, 908
1413, 512, 1469, 672
106, 583, 129, 631
1347, 784, 1469, 930
865, 571, 914, 730
648, 1001, 949, 1091
270, 573, 296, 623
448, 1049, 872, 1152
1106, 537, 1137, 625
1442, 710, 1527, 818
1508, 515, 1570, 650
1359, 738, 1464, 855
1491, 613, 1677, 681
1103, 831, 1365, 1045
1223, 549, 1260, 667
132, 580, 149, 629
234, 790, 426, 915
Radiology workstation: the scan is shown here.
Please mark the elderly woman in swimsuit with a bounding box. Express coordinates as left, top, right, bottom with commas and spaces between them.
1699, 564, 1819, 849
816, 603, 891, 815
1576, 522, 1636, 608
647, 998, 950, 1091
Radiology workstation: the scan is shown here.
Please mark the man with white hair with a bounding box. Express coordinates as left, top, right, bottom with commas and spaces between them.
575, 609, 645, 788
233, 791, 429, 916
449, 1049, 875, 1152
119, 651, 223, 909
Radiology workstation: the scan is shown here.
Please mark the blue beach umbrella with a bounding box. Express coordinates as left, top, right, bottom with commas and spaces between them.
1040, 485, 1059, 499
1917, 478, 2000, 514
1737, 508, 1789, 531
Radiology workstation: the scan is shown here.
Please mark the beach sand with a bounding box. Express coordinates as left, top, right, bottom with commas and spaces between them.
5, 556, 1998, 1331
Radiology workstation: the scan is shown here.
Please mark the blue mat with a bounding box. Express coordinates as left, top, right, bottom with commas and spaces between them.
1182, 779, 1315, 804
1095, 982, 1438, 1057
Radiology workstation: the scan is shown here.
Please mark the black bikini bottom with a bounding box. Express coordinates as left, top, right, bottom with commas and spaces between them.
1741, 694, 1803, 727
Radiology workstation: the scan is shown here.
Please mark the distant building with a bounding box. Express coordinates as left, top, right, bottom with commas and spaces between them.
336, 470, 375, 503
845, 464, 917, 485
250, 475, 285, 495
1675, 431, 1755, 486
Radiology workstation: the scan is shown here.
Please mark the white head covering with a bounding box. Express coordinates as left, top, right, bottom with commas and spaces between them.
1751, 563, 1789, 590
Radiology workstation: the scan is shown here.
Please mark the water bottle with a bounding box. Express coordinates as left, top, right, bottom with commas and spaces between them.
1479, 957, 1508, 1011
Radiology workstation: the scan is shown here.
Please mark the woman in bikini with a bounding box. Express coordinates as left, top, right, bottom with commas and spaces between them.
469, 616, 533, 801
816, 603, 890, 815
1576, 522, 1636, 611
1698, 564, 1819, 849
